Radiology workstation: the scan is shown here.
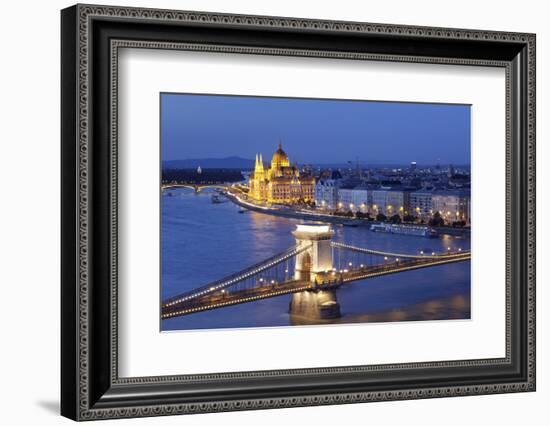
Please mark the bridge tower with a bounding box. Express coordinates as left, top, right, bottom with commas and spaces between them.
290, 224, 341, 321
292, 224, 334, 283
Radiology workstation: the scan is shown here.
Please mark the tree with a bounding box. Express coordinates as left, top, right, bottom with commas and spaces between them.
390, 214, 401, 224
376, 213, 387, 222
403, 214, 417, 223
429, 211, 445, 227
355, 211, 371, 220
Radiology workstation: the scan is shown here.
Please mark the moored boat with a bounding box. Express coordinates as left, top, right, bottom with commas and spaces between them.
342, 219, 362, 227
370, 223, 438, 238
211, 194, 224, 204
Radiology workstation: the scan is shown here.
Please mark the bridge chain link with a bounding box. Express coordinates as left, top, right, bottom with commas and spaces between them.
331, 242, 470, 260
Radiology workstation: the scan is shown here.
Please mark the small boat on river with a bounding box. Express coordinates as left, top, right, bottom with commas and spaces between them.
342, 219, 362, 227
211, 194, 227, 204
370, 223, 438, 238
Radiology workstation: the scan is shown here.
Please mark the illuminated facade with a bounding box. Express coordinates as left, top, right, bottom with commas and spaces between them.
370, 189, 409, 216
249, 143, 315, 204
431, 190, 470, 224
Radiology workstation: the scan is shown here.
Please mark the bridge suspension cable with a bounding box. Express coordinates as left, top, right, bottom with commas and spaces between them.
331, 241, 469, 260
162, 243, 311, 308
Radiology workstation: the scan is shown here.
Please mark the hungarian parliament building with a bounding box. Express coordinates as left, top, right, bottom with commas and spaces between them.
248, 143, 315, 204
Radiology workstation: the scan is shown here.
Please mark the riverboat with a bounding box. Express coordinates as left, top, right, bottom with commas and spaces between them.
342, 219, 362, 227
211, 194, 226, 204
370, 223, 438, 238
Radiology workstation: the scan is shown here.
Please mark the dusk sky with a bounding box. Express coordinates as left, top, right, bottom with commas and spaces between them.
161, 93, 471, 165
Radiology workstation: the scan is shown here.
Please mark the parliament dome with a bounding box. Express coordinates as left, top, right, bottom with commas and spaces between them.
271, 143, 290, 168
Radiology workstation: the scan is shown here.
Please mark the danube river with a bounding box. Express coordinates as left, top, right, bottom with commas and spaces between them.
161, 189, 471, 331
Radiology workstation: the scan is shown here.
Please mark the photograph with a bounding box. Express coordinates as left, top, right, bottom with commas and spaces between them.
160, 93, 472, 331
56, 3, 536, 421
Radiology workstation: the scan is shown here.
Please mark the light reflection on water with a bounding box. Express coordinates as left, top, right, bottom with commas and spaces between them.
161, 189, 471, 331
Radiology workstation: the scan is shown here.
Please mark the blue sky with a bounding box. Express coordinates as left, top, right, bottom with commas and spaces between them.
161, 93, 471, 165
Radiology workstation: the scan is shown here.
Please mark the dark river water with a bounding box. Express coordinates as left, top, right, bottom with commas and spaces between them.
161, 189, 471, 331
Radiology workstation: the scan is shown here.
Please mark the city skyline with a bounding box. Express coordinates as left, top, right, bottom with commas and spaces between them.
161, 93, 471, 166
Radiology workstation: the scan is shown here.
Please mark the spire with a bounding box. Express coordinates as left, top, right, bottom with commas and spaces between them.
255, 154, 259, 170
259, 154, 264, 171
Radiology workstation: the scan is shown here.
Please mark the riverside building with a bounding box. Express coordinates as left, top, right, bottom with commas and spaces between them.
249, 143, 315, 204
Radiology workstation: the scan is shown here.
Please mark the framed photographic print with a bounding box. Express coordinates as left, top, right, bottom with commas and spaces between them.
61, 4, 536, 421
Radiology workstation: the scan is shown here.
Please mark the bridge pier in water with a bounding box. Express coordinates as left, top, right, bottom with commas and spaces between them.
289, 225, 341, 320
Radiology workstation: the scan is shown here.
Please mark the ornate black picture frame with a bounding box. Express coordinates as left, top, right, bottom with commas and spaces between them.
61, 4, 536, 421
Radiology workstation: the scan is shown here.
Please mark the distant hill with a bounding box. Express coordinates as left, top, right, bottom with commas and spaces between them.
163, 156, 254, 170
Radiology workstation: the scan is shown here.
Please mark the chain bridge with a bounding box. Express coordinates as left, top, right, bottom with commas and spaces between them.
162, 183, 229, 193
161, 225, 470, 321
